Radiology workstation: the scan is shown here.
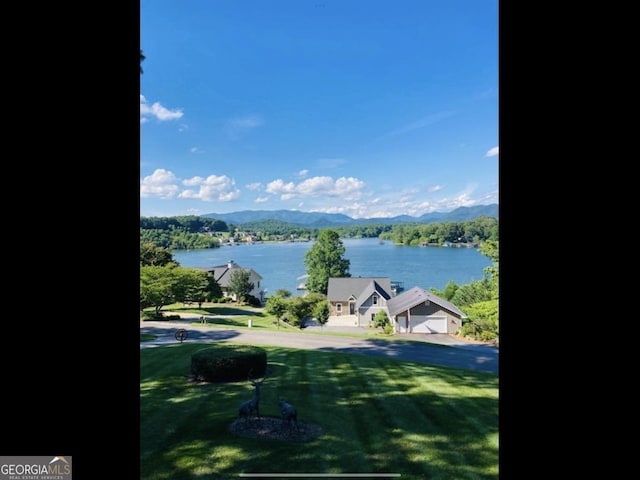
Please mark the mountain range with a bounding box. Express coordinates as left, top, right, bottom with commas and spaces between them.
202, 204, 498, 227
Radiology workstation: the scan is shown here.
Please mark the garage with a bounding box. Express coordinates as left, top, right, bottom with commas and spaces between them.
410, 316, 447, 333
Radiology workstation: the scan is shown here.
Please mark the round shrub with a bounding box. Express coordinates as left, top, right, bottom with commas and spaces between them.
190, 345, 267, 382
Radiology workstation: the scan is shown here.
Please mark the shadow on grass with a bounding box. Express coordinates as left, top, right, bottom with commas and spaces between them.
140, 345, 498, 479
139, 325, 242, 343
315, 341, 499, 374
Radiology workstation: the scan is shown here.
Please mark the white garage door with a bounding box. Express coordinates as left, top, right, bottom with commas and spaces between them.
411, 316, 447, 333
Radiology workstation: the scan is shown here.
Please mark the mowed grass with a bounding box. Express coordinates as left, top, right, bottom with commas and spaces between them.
145, 303, 400, 339
141, 343, 498, 480
143, 304, 298, 331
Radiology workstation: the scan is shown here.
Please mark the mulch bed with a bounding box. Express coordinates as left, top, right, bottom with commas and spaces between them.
229, 416, 323, 442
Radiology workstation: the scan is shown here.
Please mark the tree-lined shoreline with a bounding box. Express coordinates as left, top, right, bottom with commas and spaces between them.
140, 214, 498, 250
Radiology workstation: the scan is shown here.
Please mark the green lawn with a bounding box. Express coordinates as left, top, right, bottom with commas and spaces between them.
140, 343, 498, 480
143, 303, 404, 340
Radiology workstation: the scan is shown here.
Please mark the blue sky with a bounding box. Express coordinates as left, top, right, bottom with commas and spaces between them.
141, 0, 498, 219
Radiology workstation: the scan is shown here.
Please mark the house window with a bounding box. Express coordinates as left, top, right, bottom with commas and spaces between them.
372, 295, 378, 305
336, 304, 342, 314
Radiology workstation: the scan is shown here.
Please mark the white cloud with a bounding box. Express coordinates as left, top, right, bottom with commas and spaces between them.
297, 178, 496, 219
485, 146, 499, 157
265, 175, 366, 201
255, 196, 270, 203
297, 169, 309, 178
296, 176, 336, 194
141, 168, 242, 203
179, 174, 240, 202
140, 169, 180, 199
190, 147, 204, 153
266, 179, 297, 195
246, 182, 262, 191
140, 95, 184, 123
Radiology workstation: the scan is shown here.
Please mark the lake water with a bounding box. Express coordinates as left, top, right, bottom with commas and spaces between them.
172, 238, 492, 297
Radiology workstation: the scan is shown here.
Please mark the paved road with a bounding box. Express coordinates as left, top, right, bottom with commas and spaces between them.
140, 318, 499, 374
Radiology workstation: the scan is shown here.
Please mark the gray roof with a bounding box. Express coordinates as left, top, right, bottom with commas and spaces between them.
206, 260, 262, 287
386, 286, 466, 318
327, 277, 392, 302
354, 280, 392, 309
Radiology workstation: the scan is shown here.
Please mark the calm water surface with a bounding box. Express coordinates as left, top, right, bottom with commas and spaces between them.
172, 238, 491, 296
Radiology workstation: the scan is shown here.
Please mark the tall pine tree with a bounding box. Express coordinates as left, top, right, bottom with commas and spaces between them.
303, 229, 350, 295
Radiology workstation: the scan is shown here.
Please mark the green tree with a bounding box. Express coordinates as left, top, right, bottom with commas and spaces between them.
140, 241, 176, 266
226, 270, 254, 303
140, 265, 223, 315
140, 265, 179, 316
456, 240, 499, 342
284, 297, 310, 327
265, 295, 288, 329
303, 229, 350, 294
171, 268, 209, 305
463, 300, 498, 342
205, 273, 224, 303
312, 300, 329, 328
479, 239, 499, 298
450, 280, 493, 307
441, 280, 458, 301
373, 310, 390, 329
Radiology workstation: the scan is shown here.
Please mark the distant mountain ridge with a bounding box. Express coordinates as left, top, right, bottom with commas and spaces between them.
202, 204, 498, 227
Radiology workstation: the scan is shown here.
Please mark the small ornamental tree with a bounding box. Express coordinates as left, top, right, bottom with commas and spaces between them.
312, 300, 329, 328
284, 297, 310, 327
227, 270, 254, 303
373, 310, 390, 329
273, 288, 292, 298
265, 295, 287, 329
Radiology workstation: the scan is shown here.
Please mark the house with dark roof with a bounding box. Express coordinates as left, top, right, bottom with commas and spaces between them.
386, 286, 466, 334
206, 260, 264, 303
326, 277, 393, 327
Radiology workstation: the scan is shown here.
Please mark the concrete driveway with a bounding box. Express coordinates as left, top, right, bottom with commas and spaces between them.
140, 317, 498, 374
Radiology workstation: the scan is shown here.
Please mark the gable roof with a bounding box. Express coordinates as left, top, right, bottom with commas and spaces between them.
327, 277, 392, 302
354, 280, 392, 309
207, 260, 262, 287
386, 286, 466, 318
